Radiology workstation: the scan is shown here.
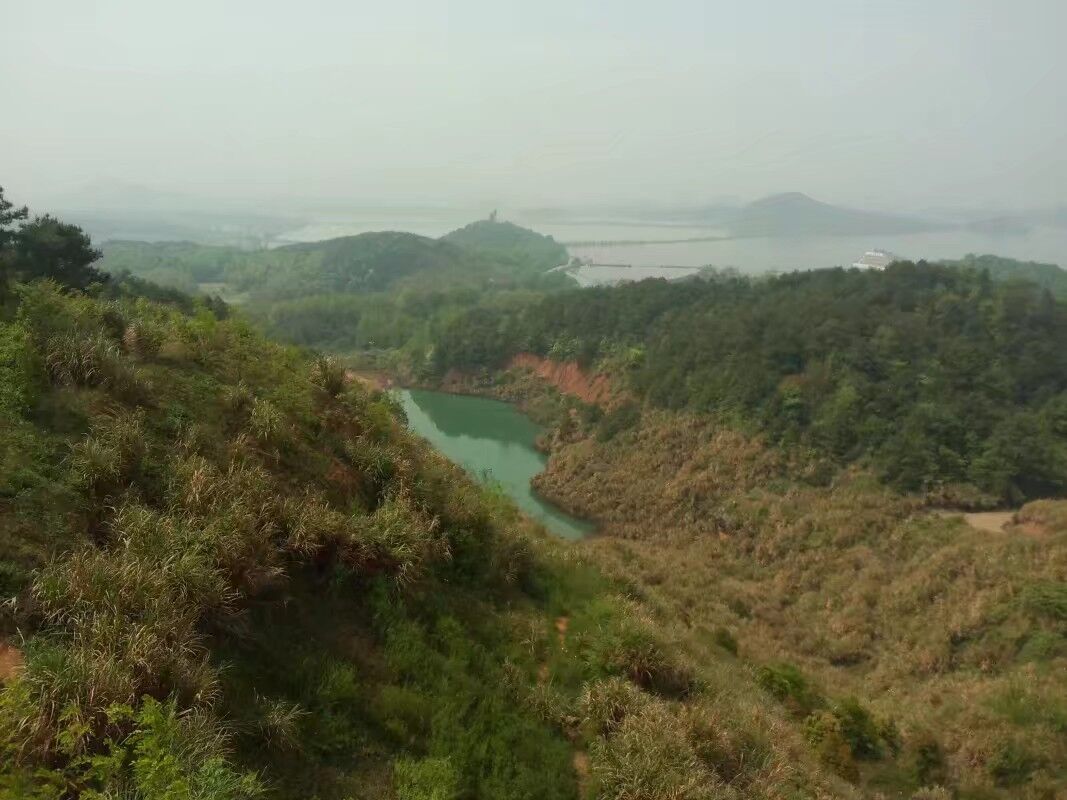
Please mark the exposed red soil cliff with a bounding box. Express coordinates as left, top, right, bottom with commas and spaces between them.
508, 354, 615, 406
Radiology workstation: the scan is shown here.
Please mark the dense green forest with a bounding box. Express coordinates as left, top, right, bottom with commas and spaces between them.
98, 220, 570, 353
99, 219, 568, 300
428, 264, 1067, 504
941, 253, 1067, 298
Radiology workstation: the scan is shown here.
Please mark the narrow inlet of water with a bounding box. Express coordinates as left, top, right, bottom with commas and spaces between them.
398, 389, 593, 540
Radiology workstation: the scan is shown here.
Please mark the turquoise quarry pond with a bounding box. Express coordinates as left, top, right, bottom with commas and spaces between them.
398, 389, 593, 540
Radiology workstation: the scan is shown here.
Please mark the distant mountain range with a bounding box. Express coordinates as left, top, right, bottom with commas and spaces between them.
49, 180, 1067, 249
725, 192, 941, 237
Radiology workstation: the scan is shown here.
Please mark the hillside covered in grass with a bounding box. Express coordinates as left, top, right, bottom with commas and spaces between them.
439, 364, 1067, 798
2, 190, 871, 800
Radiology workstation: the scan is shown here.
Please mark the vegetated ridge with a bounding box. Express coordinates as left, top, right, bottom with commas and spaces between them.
2, 187, 861, 800
31, 185, 1067, 797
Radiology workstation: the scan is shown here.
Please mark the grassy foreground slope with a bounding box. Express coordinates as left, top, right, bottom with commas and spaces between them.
0, 277, 856, 797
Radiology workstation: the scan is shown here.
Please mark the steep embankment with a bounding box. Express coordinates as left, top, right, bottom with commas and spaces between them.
508, 354, 616, 406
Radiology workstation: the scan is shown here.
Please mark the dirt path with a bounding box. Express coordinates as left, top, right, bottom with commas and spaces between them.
572, 750, 590, 795
961, 511, 1015, 533
0, 642, 24, 683
554, 615, 569, 644
933, 509, 1016, 533
536, 617, 588, 796
343, 369, 393, 391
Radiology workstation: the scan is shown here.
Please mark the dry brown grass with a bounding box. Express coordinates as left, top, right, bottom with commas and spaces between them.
530, 409, 1067, 796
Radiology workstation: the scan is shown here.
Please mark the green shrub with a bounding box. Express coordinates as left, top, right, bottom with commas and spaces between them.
1018, 631, 1066, 662
710, 627, 738, 656
577, 677, 651, 737
595, 402, 641, 442
0, 321, 40, 415
585, 611, 694, 698
121, 697, 263, 799
1021, 581, 1067, 624
394, 756, 459, 800
910, 729, 946, 787
989, 738, 1041, 787
310, 355, 347, 397
247, 398, 285, 446
373, 685, 432, 742
756, 663, 822, 716
830, 697, 886, 760
589, 702, 725, 800
803, 711, 858, 781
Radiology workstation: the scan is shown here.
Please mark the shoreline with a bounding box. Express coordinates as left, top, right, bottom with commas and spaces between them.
393, 381, 602, 541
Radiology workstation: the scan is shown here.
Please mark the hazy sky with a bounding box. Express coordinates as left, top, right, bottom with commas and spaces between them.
2, 0, 1065, 212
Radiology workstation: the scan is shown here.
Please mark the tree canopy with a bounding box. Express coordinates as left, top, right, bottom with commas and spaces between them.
0, 187, 105, 293
428, 263, 1067, 503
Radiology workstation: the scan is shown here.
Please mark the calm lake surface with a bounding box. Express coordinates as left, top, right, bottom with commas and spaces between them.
567, 227, 1067, 273
275, 213, 1067, 273
398, 389, 593, 540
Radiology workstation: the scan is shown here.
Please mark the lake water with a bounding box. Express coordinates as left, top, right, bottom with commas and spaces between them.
567, 227, 1067, 273
397, 389, 593, 540
274, 212, 1067, 273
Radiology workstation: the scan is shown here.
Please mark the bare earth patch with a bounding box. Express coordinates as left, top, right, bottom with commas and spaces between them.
343, 369, 393, 391
932, 509, 1016, 533
0, 642, 24, 683
554, 615, 569, 644
961, 511, 1015, 533
572, 750, 590, 797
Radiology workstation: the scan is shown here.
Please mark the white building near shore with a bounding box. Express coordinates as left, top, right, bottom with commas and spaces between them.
851, 249, 899, 270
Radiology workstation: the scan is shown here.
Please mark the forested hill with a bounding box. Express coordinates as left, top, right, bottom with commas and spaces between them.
728, 192, 937, 237
98, 219, 566, 300
442, 218, 567, 269
431, 262, 1067, 503
943, 253, 1067, 298
245, 231, 477, 296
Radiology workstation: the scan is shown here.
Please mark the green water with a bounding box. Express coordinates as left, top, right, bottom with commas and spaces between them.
398, 389, 593, 540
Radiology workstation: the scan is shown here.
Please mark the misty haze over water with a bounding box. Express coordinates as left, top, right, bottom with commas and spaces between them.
5, 1, 1066, 221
